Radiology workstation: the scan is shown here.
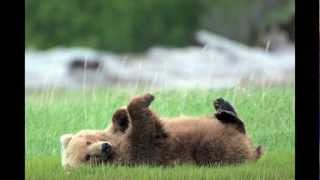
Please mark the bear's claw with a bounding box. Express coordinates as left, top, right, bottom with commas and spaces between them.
143, 93, 155, 105
213, 97, 237, 116
128, 93, 155, 111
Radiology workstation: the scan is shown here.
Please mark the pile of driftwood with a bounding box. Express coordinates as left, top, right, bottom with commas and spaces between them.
25, 31, 294, 90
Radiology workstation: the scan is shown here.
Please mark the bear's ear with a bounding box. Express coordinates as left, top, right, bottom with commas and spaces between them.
60, 134, 73, 149
112, 108, 129, 133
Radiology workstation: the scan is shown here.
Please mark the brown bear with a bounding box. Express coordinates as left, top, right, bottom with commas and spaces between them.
60, 93, 262, 169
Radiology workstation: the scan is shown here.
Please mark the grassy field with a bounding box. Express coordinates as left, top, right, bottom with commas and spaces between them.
26, 86, 295, 180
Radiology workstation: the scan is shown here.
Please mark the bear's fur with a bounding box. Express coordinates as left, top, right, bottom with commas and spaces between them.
60, 93, 262, 169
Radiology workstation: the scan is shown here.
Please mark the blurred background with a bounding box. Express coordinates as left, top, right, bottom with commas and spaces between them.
25, 0, 295, 91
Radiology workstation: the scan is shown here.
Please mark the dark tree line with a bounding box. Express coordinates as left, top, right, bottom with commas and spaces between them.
26, 0, 294, 52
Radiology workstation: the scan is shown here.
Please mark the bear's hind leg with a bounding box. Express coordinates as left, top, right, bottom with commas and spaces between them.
213, 98, 246, 134
213, 97, 237, 116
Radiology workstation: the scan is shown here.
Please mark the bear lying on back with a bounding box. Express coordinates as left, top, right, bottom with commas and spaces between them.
60, 93, 262, 169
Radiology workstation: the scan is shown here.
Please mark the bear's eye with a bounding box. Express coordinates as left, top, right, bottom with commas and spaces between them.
86, 141, 91, 145
85, 154, 91, 161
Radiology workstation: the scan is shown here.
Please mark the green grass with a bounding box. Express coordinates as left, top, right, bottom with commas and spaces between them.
26, 86, 295, 179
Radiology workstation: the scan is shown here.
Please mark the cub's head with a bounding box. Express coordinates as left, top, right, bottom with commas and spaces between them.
60, 107, 130, 169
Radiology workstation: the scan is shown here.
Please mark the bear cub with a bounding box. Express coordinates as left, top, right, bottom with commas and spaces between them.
60, 93, 262, 169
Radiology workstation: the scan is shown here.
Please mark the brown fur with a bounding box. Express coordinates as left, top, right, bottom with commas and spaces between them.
60, 93, 262, 169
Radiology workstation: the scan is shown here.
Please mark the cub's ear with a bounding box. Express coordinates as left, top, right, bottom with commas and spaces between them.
60, 134, 73, 149
112, 107, 129, 133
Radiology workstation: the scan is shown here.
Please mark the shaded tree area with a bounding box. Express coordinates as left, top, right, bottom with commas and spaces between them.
199, 0, 294, 45
26, 0, 294, 53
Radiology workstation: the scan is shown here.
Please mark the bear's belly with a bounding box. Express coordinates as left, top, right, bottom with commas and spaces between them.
160, 118, 225, 164
161, 118, 252, 165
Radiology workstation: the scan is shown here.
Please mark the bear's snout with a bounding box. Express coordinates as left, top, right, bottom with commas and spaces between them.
101, 143, 112, 154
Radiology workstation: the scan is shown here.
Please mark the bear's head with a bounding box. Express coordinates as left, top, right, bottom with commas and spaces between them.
60, 107, 130, 169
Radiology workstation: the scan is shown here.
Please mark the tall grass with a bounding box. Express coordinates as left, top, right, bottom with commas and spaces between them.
26, 86, 294, 179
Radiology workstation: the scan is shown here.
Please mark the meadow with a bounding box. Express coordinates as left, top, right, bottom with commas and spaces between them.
26, 86, 294, 180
